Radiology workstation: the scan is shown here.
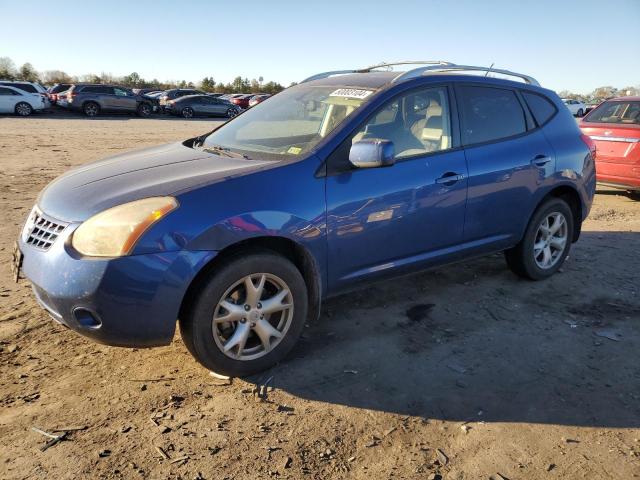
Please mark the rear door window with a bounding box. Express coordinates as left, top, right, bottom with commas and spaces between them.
0, 87, 18, 95
82, 86, 114, 94
522, 92, 557, 126
457, 85, 527, 145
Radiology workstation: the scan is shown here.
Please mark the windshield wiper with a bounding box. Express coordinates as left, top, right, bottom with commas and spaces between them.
199, 144, 250, 160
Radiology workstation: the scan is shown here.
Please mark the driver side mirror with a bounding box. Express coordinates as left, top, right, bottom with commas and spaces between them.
349, 139, 395, 168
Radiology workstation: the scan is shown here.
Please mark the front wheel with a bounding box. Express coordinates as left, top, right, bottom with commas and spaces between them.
179, 252, 308, 377
505, 198, 574, 280
15, 102, 33, 116
226, 107, 238, 118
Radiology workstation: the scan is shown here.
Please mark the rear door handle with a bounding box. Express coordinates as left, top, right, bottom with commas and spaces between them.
435, 172, 465, 185
531, 154, 551, 167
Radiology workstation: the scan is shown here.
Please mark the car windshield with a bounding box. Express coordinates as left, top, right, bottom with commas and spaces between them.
585, 100, 640, 124
202, 85, 374, 159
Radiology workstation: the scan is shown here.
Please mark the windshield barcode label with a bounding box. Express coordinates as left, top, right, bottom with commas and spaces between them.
330, 88, 373, 99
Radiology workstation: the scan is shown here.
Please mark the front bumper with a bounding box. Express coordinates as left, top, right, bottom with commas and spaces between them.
19, 225, 216, 347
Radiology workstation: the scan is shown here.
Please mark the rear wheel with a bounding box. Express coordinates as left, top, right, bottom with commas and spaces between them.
180, 252, 308, 377
83, 102, 100, 117
15, 102, 33, 116
505, 198, 574, 280
137, 103, 152, 117
181, 107, 194, 119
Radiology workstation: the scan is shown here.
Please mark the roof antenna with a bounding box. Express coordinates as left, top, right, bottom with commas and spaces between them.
484, 62, 495, 77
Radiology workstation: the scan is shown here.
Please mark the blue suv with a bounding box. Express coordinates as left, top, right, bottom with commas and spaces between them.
13, 61, 596, 376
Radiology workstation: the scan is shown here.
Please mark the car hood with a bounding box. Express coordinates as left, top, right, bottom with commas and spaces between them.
38, 142, 274, 222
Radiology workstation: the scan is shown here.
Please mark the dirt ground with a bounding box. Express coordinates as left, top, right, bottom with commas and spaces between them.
0, 113, 639, 480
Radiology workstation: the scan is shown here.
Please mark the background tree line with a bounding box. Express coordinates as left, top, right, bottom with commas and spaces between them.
0, 57, 287, 94
558, 85, 639, 103
3, 56, 636, 101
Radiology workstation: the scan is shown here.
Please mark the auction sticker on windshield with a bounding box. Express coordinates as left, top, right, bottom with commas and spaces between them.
330, 88, 373, 99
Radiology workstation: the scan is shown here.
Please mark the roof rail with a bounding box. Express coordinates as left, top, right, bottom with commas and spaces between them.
300, 61, 540, 87
355, 60, 455, 73
393, 64, 540, 86
300, 61, 454, 84
300, 70, 358, 83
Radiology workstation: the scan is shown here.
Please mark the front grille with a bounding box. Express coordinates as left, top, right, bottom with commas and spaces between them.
23, 209, 68, 251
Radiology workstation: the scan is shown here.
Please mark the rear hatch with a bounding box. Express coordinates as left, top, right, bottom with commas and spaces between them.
580, 99, 640, 185
580, 122, 640, 166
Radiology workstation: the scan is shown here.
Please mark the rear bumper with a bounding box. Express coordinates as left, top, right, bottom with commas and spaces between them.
19, 228, 216, 347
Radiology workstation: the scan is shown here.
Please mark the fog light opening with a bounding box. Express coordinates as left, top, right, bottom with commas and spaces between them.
73, 308, 102, 329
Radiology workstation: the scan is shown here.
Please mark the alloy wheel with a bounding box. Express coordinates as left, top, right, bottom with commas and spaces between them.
227, 108, 237, 118
533, 212, 568, 269
212, 273, 294, 361
182, 107, 193, 118
16, 103, 32, 116
85, 103, 99, 116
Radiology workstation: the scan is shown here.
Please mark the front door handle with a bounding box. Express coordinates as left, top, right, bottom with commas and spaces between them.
531, 154, 551, 167
435, 172, 465, 185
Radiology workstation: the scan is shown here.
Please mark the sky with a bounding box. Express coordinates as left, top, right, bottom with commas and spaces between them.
1, 0, 638, 94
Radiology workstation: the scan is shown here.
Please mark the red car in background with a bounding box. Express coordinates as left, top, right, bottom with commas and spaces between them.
248, 94, 271, 107
230, 94, 255, 109
579, 97, 640, 193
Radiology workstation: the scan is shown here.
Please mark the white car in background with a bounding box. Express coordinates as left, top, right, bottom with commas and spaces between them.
0, 85, 46, 116
0, 80, 51, 109
561, 98, 586, 117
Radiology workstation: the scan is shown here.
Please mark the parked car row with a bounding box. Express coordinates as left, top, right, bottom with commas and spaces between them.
0, 80, 272, 118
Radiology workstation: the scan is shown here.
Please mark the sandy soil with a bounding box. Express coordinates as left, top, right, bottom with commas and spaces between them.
0, 113, 639, 480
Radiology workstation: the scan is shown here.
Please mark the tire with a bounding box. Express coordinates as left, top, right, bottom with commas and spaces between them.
577, 108, 584, 117
137, 103, 152, 117
226, 107, 238, 118
83, 102, 100, 117
179, 252, 308, 377
181, 107, 194, 119
505, 198, 574, 280
15, 102, 33, 116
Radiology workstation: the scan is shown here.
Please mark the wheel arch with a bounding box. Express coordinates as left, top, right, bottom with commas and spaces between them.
81, 100, 100, 112
178, 236, 322, 328
14, 101, 32, 114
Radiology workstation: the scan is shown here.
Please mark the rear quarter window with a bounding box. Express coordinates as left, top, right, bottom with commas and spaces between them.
457, 85, 527, 145
522, 92, 557, 126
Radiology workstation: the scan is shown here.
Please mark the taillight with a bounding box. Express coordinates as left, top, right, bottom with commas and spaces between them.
580, 133, 596, 161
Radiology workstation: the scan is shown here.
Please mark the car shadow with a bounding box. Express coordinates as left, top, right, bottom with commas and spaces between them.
596, 187, 640, 201
248, 231, 640, 428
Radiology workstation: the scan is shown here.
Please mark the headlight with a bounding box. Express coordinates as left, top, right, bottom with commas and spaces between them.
72, 197, 178, 257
